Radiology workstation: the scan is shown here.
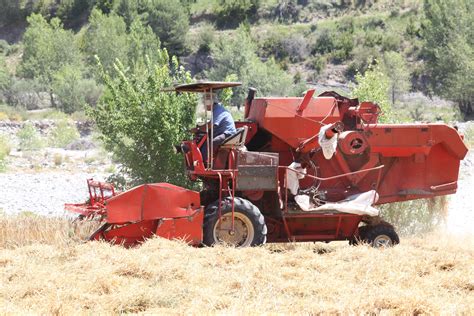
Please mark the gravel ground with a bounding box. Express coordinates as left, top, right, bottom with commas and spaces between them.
0, 172, 108, 216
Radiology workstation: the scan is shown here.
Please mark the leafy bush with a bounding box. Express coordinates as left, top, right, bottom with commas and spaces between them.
83, 9, 162, 75
422, 0, 474, 118
17, 122, 44, 151
89, 52, 197, 186
4, 78, 45, 110
48, 120, 80, 148
19, 14, 83, 87
208, 26, 298, 106
380, 197, 448, 236
0, 104, 24, 121
0, 55, 11, 98
144, 0, 190, 56
196, 23, 216, 54
214, 0, 260, 28
52, 66, 101, 114
351, 63, 392, 122
308, 55, 327, 74
82, 9, 128, 75
0, 135, 11, 171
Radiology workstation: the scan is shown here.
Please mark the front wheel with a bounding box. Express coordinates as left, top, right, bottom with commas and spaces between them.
203, 197, 267, 247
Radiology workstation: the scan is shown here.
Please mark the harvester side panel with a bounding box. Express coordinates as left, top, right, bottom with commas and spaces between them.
106, 183, 201, 223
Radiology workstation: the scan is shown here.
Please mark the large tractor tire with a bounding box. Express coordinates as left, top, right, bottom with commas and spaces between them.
203, 197, 267, 247
357, 224, 400, 248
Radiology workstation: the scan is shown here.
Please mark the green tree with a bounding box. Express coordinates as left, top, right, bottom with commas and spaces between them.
143, 0, 190, 56
18, 14, 83, 90
382, 51, 411, 106
0, 0, 22, 24
214, 0, 260, 28
82, 9, 128, 75
207, 26, 296, 107
352, 64, 391, 123
89, 53, 197, 185
52, 65, 101, 113
127, 19, 161, 71
422, 0, 474, 117
0, 55, 10, 95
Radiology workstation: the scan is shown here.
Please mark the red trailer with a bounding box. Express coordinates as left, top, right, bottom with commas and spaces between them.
66, 82, 468, 247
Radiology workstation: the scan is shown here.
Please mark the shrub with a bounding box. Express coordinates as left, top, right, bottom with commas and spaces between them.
308, 55, 327, 74
0, 135, 11, 171
0, 55, 11, 97
53, 153, 63, 166
17, 122, 44, 151
380, 197, 448, 236
351, 63, 392, 122
214, 0, 260, 28
18, 14, 83, 88
48, 120, 80, 148
89, 52, 197, 186
196, 23, 216, 54
4, 78, 47, 110
52, 66, 101, 114
208, 26, 297, 107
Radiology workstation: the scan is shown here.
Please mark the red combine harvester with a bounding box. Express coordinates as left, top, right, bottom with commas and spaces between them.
66, 82, 468, 247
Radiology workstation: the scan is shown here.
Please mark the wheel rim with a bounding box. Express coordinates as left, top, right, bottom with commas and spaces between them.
373, 234, 393, 247
213, 212, 255, 247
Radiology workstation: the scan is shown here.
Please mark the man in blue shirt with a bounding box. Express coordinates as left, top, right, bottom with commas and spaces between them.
192, 93, 236, 161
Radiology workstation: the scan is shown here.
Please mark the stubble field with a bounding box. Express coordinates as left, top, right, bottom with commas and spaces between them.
0, 216, 472, 314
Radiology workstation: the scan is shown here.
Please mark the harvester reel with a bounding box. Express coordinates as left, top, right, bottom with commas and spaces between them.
203, 197, 267, 247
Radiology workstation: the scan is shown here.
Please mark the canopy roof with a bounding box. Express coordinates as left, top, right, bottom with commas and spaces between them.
173, 81, 242, 93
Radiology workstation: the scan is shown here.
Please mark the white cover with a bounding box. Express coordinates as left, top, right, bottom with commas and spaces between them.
294, 190, 380, 216
286, 162, 307, 195
319, 124, 338, 159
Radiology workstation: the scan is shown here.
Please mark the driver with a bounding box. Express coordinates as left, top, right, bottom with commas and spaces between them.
192, 93, 236, 160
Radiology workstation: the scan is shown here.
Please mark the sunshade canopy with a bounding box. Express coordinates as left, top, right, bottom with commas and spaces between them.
173, 81, 242, 93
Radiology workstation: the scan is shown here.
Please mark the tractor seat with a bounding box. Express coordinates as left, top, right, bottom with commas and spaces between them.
220, 126, 248, 149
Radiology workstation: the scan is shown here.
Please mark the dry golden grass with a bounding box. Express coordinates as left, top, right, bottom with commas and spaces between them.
1, 215, 473, 314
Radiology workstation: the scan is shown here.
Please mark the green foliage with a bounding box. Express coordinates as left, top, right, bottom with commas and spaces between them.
49, 58, 102, 113
382, 51, 411, 106
208, 26, 297, 106
89, 53, 197, 185
82, 9, 162, 75
0, 135, 11, 171
0, 0, 22, 24
17, 122, 45, 151
127, 19, 162, 70
195, 23, 216, 54
140, 0, 190, 56
422, 0, 474, 117
380, 197, 448, 236
82, 9, 128, 75
0, 55, 11, 95
352, 63, 391, 122
214, 0, 260, 28
18, 14, 83, 87
48, 119, 80, 148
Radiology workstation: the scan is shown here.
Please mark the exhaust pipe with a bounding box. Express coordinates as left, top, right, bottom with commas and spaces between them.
244, 87, 257, 119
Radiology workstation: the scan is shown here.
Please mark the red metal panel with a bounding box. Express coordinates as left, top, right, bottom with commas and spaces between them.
106, 183, 200, 224
248, 97, 340, 148
155, 209, 203, 245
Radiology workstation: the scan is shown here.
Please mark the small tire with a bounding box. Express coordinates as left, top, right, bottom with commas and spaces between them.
362, 224, 400, 248
203, 197, 267, 247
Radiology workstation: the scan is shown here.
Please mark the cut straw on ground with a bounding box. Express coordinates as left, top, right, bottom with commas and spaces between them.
0, 215, 473, 314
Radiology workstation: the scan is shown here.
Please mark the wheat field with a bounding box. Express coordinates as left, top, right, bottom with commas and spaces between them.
0, 215, 473, 314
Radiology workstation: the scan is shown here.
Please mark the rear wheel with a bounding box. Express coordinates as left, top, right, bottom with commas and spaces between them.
203, 197, 267, 247
361, 224, 400, 248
